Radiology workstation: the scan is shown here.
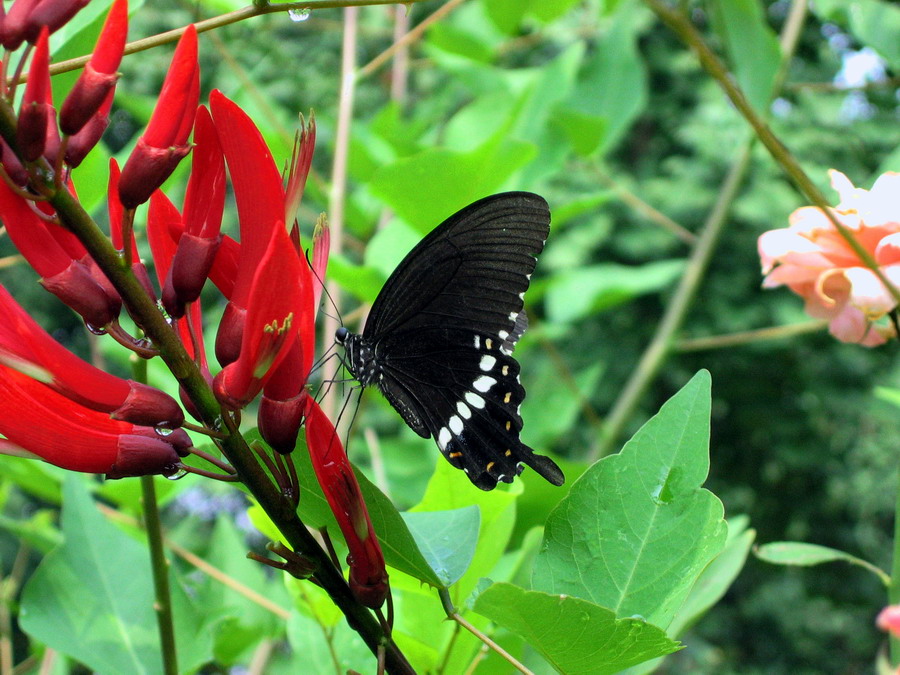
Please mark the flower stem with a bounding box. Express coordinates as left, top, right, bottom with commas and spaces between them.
890, 470, 900, 665
130, 357, 179, 675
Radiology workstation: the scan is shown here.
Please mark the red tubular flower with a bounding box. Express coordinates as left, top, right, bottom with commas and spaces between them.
65, 87, 114, 168
304, 398, 388, 609
209, 89, 287, 366
119, 24, 199, 209
60, 0, 127, 136
0, 282, 183, 427
311, 215, 330, 316
0, 180, 119, 328
0, 364, 182, 478
212, 223, 308, 409
163, 105, 225, 318
17, 26, 51, 162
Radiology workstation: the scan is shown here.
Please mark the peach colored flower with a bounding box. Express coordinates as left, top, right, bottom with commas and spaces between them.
758, 170, 900, 346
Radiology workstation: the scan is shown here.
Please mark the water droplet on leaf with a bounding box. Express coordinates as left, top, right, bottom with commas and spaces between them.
288, 8, 311, 22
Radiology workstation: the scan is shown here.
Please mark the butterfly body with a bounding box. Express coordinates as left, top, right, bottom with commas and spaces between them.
337, 192, 564, 490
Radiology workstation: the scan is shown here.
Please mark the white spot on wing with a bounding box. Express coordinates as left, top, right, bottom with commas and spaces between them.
479, 355, 496, 372
465, 392, 485, 409
449, 415, 464, 434
508, 312, 517, 321
457, 401, 471, 419
498, 330, 509, 340
438, 427, 451, 450
474, 335, 480, 349
473, 375, 495, 393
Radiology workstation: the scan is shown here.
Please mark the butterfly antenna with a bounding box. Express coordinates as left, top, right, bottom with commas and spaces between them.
305, 248, 344, 327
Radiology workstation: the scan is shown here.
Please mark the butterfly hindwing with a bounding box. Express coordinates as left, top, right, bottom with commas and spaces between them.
339, 192, 564, 490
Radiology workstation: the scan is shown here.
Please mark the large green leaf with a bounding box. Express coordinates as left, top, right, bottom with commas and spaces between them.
710, 0, 782, 112
533, 371, 727, 629
473, 583, 681, 674
19, 476, 164, 674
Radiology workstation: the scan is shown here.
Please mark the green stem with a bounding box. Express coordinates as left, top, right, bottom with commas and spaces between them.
890, 471, 900, 664
140, 476, 178, 675
131, 357, 178, 675
44, 0, 433, 79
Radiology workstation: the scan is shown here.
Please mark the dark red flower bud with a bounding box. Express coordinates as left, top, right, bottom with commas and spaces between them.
107, 433, 180, 479
65, 88, 113, 168
258, 387, 306, 454
163, 232, 221, 317
1, 139, 28, 185
110, 381, 185, 428
40, 260, 120, 328
119, 25, 199, 209
3, 0, 39, 50
24, 0, 91, 43
215, 301, 246, 368
17, 27, 51, 162
60, 0, 127, 135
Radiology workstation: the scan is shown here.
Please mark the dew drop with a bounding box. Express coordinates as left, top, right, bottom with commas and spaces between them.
166, 467, 189, 481
155, 426, 174, 437
288, 8, 311, 22
86, 323, 107, 336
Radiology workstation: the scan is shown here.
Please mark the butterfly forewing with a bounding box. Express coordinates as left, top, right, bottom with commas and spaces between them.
341, 192, 564, 490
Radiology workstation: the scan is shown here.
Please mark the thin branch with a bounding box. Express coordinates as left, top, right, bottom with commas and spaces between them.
675, 320, 827, 352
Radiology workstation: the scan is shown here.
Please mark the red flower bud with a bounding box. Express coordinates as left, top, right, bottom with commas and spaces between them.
24, 0, 91, 44
17, 27, 51, 162
304, 399, 388, 609
2, 0, 39, 50
119, 25, 199, 209
60, 0, 127, 135
65, 88, 114, 168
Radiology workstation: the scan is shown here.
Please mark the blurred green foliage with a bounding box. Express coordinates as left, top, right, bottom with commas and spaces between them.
0, 0, 898, 672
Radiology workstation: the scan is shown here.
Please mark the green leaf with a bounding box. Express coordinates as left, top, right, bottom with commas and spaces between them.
622, 517, 756, 675
327, 253, 385, 304
555, 3, 649, 155
472, 583, 681, 674
401, 506, 480, 587
0, 509, 62, 554
533, 371, 727, 629
710, 0, 782, 112
19, 476, 162, 674
754, 541, 890, 586
369, 129, 536, 234
412, 459, 519, 604
545, 260, 685, 323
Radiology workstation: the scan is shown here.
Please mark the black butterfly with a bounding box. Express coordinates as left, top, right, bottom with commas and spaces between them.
336, 192, 564, 491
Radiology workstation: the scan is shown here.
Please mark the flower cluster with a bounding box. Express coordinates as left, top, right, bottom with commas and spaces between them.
0, 1, 386, 608
758, 170, 900, 346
